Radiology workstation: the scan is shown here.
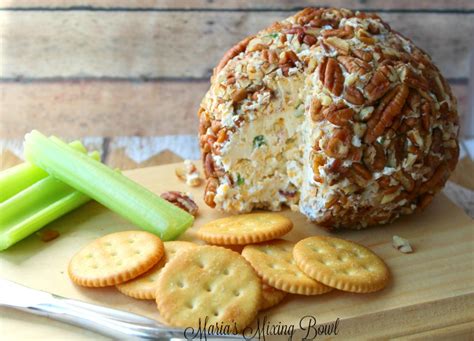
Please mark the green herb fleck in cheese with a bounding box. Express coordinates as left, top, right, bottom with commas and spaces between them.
253, 135, 267, 149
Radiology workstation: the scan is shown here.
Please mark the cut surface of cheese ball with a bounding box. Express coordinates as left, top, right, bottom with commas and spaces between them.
198, 8, 459, 229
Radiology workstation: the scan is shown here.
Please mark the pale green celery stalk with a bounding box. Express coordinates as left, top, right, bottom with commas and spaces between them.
0, 151, 100, 251
0, 140, 86, 203
24, 131, 194, 241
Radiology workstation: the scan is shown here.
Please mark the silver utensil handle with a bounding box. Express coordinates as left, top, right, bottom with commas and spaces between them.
0, 279, 184, 340
0, 279, 243, 340
9, 300, 183, 340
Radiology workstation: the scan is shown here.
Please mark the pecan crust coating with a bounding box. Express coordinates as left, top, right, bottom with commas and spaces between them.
198, 7, 459, 230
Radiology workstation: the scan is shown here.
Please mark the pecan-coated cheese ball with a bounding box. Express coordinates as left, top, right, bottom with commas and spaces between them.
198, 8, 459, 229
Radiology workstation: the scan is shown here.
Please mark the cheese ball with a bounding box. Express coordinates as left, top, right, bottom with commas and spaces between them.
198, 8, 459, 229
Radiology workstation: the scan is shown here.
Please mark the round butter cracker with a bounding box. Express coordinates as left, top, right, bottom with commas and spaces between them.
156, 245, 261, 331
293, 236, 390, 293
260, 283, 287, 311
196, 213, 293, 245
116, 241, 196, 299
242, 239, 332, 295
68, 231, 164, 287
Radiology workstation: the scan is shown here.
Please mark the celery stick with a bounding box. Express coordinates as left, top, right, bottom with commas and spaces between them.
24, 131, 194, 240
0, 150, 99, 250
0, 140, 86, 203
0, 151, 100, 250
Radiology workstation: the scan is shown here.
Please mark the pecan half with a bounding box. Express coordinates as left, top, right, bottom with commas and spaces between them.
318, 57, 344, 96
401, 66, 429, 91
161, 191, 199, 216
352, 162, 372, 180
419, 163, 448, 194
351, 48, 373, 62
324, 103, 355, 126
337, 56, 370, 75
215, 35, 254, 76
365, 68, 391, 102
204, 153, 215, 178
344, 85, 365, 105
365, 84, 410, 143
324, 127, 351, 159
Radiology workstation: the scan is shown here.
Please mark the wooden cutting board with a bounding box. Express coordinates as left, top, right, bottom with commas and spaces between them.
1, 163, 473, 340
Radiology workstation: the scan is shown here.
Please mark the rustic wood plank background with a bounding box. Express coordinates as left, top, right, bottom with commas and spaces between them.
0, 0, 472, 171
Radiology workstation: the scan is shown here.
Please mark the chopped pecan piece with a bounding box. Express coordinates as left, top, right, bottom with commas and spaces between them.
392, 235, 413, 253
267, 50, 279, 64
355, 28, 375, 44
161, 191, 199, 216
279, 50, 300, 66
420, 101, 431, 131
231, 88, 248, 104
303, 33, 317, 46
394, 170, 415, 192
198, 109, 211, 135
318, 57, 344, 96
325, 36, 350, 55
312, 153, 326, 183
363, 143, 386, 172
175, 160, 202, 187
310, 97, 323, 122
37, 229, 60, 243
322, 25, 354, 39
204, 177, 219, 208
367, 22, 380, 35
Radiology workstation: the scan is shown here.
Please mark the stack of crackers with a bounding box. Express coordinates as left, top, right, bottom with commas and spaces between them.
68, 213, 389, 331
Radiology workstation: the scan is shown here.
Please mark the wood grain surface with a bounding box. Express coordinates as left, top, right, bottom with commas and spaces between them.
0, 11, 472, 80
1, 0, 473, 10
0, 162, 473, 340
